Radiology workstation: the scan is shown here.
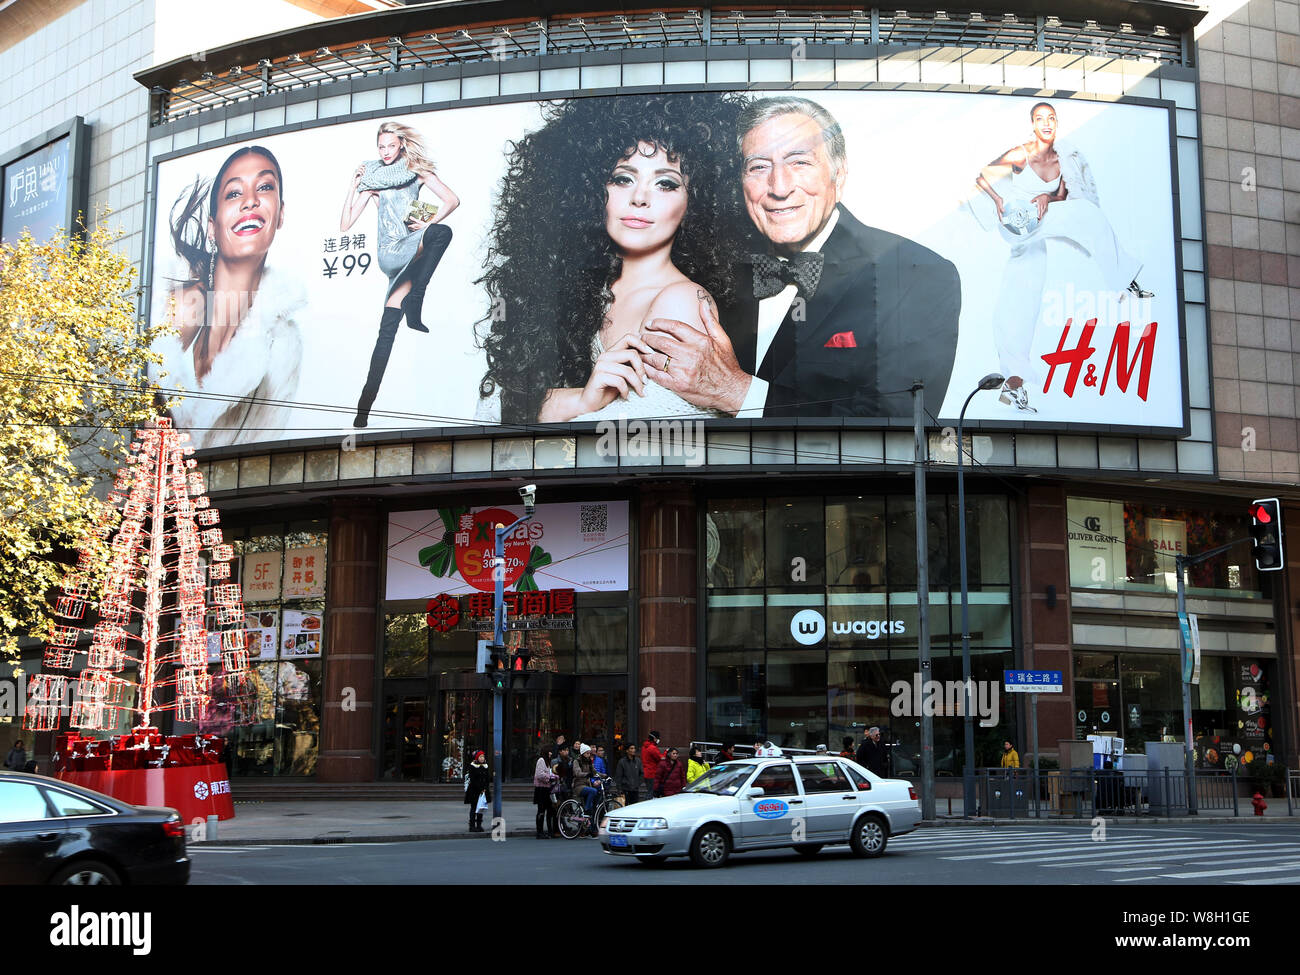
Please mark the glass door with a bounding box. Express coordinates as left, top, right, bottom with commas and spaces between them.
507, 687, 570, 780
438, 689, 487, 783
381, 685, 429, 781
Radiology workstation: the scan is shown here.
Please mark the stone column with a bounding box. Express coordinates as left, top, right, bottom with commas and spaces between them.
1022, 485, 1074, 757
638, 484, 698, 749
317, 499, 381, 781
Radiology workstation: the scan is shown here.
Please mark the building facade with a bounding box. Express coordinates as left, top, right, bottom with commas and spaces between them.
3, 0, 1297, 789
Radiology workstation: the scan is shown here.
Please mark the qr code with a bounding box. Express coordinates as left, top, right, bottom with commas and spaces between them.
579, 504, 608, 536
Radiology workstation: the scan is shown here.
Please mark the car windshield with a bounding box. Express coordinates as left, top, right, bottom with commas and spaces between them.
682, 763, 754, 796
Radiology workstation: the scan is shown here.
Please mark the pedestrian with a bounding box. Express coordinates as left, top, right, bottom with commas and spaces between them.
552, 744, 573, 800
552, 732, 568, 757
4, 739, 27, 772
642, 731, 663, 799
615, 743, 643, 806
839, 736, 856, 760
655, 747, 687, 797
856, 727, 888, 777
464, 750, 491, 832
534, 746, 558, 839
572, 743, 594, 799
580, 745, 610, 834
686, 746, 710, 784
751, 737, 766, 758
716, 742, 734, 763
1001, 739, 1021, 769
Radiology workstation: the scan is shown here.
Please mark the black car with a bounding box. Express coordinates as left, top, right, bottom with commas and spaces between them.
0, 771, 189, 885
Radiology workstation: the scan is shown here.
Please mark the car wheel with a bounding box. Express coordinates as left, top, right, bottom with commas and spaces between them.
52, 860, 120, 886
850, 814, 889, 858
793, 843, 824, 857
689, 824, 730, 868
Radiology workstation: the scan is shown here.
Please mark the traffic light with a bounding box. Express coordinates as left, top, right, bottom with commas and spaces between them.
1249, 498, 1284, 572
486, 644, 508, 691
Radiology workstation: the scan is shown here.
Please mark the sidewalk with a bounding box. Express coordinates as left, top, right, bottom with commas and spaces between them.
194, 796, 1300, 846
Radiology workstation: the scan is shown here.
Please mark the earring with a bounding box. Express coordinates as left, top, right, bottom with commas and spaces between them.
206, 236, 216, 289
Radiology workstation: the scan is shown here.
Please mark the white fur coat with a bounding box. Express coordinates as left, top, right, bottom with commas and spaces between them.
151, 265, 307, 450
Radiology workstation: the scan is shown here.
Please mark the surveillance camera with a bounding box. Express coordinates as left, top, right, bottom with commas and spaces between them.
519, 484, 537, 498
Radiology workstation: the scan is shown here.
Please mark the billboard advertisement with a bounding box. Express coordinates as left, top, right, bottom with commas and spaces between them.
2, 119, 87, 245
385, 501, 630, 600
147, 89, 1183, 449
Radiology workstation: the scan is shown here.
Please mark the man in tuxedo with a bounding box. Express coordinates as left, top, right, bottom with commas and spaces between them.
641, 96, 961, 418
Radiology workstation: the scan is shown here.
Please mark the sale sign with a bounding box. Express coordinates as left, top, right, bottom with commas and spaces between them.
385, 502, 629, 599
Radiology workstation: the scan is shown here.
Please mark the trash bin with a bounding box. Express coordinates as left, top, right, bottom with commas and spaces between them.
981, 772, 1030, 817
1093, 769, 1125, 814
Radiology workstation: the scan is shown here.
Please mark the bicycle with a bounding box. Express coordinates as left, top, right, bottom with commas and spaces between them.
557, 778, 619, 839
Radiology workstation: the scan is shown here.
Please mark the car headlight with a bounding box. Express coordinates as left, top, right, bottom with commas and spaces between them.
636, 818, 669, 830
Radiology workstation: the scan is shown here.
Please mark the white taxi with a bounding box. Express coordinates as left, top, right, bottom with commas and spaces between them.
599, 756, 921, 868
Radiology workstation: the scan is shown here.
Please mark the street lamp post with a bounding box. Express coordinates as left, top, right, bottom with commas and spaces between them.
957, 373, 1004, 817
489, 485, 537, 825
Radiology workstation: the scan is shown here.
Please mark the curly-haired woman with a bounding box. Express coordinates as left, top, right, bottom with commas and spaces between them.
476, 93, 750, 424
341, 120, 460, 427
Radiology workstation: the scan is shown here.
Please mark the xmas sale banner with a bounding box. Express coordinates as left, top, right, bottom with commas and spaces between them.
385, 501, 629, 599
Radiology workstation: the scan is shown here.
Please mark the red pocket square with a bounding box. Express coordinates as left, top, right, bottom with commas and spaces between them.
824, 331, 857, 348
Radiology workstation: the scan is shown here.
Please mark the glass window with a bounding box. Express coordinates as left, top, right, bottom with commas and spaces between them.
1076, 653, 1118, 679
576, 605, 627, 673
705, 651, 765, 746
765, 590, 824, 650
44, 788, 111, 817
750, 763, 798, 796
797, 761, 851, 793
430, 630, 478, 675
0, 782, 50, 822
275, 660, 321, 776
766, 498, 825, 587
960, 496, 1011, 587
767, 650, 827, 750
384, 613, 429, 678
707, 593, 764, 649
684, 763, 755, 796
706, 500, 764, 588
885, 495, 917, 588
826, 497, 886, 588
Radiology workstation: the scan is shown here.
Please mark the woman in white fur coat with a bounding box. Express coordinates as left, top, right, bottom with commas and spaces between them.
152, 145, 305, 449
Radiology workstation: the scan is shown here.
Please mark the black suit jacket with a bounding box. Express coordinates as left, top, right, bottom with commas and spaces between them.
721, 206, 961, 418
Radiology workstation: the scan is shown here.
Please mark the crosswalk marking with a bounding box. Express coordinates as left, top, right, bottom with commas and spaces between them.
895, 830, 1300, 883
1040, 843, 1300, 869
1155, 861, 1300, 880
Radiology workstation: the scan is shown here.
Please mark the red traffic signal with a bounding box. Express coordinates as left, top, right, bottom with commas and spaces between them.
1249, 498, 1283, 572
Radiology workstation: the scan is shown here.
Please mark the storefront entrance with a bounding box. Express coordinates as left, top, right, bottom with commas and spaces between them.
425, 673, 630, 782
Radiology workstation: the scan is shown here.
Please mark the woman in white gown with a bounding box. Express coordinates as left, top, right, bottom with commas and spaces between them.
476, 93, 749, 425
974, 102, 1151, 412
152, 145, 305, 448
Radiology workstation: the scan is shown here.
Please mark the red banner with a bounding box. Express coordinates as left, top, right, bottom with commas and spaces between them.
59, 764, 236, 822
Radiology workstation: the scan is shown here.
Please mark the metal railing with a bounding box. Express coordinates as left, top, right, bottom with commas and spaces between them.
972, 767, 1299, 819
148, 6, 1188, 125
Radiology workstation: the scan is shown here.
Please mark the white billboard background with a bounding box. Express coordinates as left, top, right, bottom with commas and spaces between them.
385, 501, 630, 600
149, 90, 1182, 443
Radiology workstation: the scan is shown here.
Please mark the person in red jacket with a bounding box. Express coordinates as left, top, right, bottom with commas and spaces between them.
655, 747, 687, 797
642, 731, 663, 800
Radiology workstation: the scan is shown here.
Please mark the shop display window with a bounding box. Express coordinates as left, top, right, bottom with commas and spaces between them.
188, 519, 327, 777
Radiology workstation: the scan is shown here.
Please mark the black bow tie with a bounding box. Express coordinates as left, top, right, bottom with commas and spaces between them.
751, 252, 825, 301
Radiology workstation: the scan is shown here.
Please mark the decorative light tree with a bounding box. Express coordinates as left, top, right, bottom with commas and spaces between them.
26, 418, 253, 820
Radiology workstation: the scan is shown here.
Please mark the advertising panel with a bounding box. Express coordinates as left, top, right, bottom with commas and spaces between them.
2, 118, 87, 245
148, 90, 1183, 448
385, 501, 629, 600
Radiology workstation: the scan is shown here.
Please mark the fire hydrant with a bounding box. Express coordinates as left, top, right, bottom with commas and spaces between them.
1252, 792, 1268, 816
